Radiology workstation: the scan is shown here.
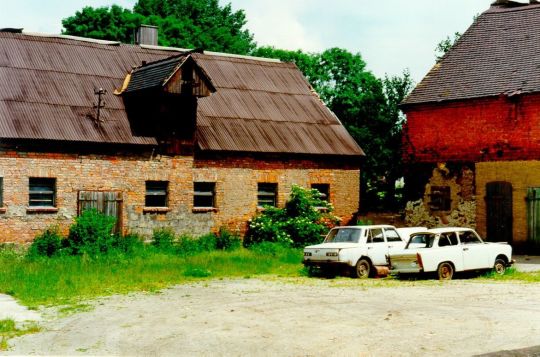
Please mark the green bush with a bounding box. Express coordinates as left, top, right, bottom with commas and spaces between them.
245, 185, 339, 247
27, 226, 63, 257
151, 228, 176, 250
177, 234, 217, 255
216, 227, 241, 251
66, 209, 117, 255
114, 233, 144, 254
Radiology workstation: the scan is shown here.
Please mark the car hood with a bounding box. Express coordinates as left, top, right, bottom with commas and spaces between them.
304, 243, 358, 250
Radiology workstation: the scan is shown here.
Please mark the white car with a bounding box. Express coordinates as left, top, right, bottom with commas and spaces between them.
388, 227, 514, 280
303, 225, 424, 278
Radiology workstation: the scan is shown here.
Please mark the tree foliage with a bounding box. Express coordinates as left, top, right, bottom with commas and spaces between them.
62, 0, 256, 54
435, 31, 461, 62
252, 47, 414, 209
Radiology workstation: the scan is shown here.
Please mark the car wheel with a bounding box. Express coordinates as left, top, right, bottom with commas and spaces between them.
437, 262, 454, 280
354, 258, 371, 279
493, 258, 506, 275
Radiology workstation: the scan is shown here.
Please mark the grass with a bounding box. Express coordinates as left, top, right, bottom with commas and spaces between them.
1, 243, 539, 310
480, 267, 540, 282
0, 319, 41, 351
0, 245, 303, 308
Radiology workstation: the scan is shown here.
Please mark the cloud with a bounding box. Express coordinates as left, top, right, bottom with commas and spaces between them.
227, 0, 323, 52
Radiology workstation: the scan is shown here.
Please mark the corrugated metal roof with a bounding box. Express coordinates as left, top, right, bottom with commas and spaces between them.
402, 2, 540, 106
0, 32, 364, 156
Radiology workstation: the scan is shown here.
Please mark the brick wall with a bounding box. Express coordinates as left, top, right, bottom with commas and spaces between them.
403, 93, 540, 163
475, 160, 540, 246
0, 151, 359, 243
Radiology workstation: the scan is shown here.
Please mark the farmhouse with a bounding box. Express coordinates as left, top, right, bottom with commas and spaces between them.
0, 29, 363, 243
401, 0, 540, 252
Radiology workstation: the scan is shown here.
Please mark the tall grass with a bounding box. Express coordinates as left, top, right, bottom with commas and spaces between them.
0, 244, 303, 308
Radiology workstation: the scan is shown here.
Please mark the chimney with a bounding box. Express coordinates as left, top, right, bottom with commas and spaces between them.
135, 25, 158, 46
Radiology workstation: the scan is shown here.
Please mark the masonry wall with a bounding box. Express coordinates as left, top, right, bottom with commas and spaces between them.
0, 151, 360, 243
475, 160, 540, 247
403, 93, 540, 163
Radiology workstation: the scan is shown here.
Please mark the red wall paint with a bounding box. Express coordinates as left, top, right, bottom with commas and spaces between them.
402, 93, 540, 163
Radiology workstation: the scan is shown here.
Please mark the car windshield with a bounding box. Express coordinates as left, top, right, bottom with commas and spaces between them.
405, 233, 435, 249
324, 228, 362, 243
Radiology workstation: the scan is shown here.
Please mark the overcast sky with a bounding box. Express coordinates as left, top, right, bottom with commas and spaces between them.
0, 0, 505, 82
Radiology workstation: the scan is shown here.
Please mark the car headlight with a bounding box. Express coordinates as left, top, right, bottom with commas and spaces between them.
304, 252, 312, 257
326, 252, 339, 257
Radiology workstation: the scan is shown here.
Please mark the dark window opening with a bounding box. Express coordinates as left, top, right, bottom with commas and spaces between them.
145, 181, 168, 207
258, 183, 277, 207
311, 183, 330, 201
194, 182, 215, 208
429, 186, 451, 211
29, 178, 56, 207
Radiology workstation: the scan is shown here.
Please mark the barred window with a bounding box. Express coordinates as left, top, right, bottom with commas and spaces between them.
29, 178, 56, 207
194, 182, 215, 208
257, 183, 277, 207
145, 181, 168, 207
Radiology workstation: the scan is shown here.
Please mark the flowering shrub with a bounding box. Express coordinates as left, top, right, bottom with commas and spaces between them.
244, 185, 340, 247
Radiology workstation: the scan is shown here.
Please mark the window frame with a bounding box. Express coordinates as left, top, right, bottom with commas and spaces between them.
193, 182, 216, 209
145, 181, 169, 208
429, 185, 451, 211
257, 183, 278, 207
29, 177, 56, 207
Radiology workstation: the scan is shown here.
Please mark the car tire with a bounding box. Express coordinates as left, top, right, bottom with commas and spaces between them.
354, 258, 371, 279
493, 258, 506, 275
437, 262, 454, 280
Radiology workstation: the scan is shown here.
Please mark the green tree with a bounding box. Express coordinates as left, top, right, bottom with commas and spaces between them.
252, 47, 414, 210
62, 0, 256, 54
435, 31, 461, 62
62, 5, 144, 43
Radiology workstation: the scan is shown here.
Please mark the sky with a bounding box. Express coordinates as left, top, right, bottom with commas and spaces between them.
0, 0, 505, 83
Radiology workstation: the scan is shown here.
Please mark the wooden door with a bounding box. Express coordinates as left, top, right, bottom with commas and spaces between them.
527, 187, 540, 248
485, 182, 513, 243
78, 191, 123, 233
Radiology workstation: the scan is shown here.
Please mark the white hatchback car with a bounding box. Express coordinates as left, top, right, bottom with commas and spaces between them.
388, 227, 514, 280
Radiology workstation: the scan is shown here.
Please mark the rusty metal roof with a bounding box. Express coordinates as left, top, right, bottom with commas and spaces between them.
0, 32, 363, 156
402, 2, 540, 106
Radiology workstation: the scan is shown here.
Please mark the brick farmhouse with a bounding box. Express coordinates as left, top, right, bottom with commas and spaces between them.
0, 30, 363, 243
401, 0, 540, 251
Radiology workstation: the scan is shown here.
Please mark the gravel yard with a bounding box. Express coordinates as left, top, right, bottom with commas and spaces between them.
4, 276, 540, 356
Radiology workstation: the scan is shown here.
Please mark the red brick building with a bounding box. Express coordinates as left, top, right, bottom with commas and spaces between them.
0, 30, 363, 243
401, 0, 540, 251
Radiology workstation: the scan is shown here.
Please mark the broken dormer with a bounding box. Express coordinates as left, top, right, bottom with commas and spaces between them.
118, 54, 215, 154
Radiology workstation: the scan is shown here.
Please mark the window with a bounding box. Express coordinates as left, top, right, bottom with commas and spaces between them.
145, 181, 168, 207
459, 231, 482, 244
367, 228, 384, 243
438, 233, 458, 247
29, 178, 56, 207
257, 183, 277, 207
194, 182, 215, 208
384, 228, 402, 242
311, 183, 330, 201
429, 186, 451, 211
0, 177, 3, 207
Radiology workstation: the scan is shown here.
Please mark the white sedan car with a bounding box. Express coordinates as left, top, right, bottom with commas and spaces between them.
303, 225, 425, 278
388, 227, 513, 280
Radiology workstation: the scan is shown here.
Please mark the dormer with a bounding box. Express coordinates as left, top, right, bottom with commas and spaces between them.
118, 54, 215, 155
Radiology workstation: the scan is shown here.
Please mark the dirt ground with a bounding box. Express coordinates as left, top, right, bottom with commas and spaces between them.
4, 277, 540, 356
